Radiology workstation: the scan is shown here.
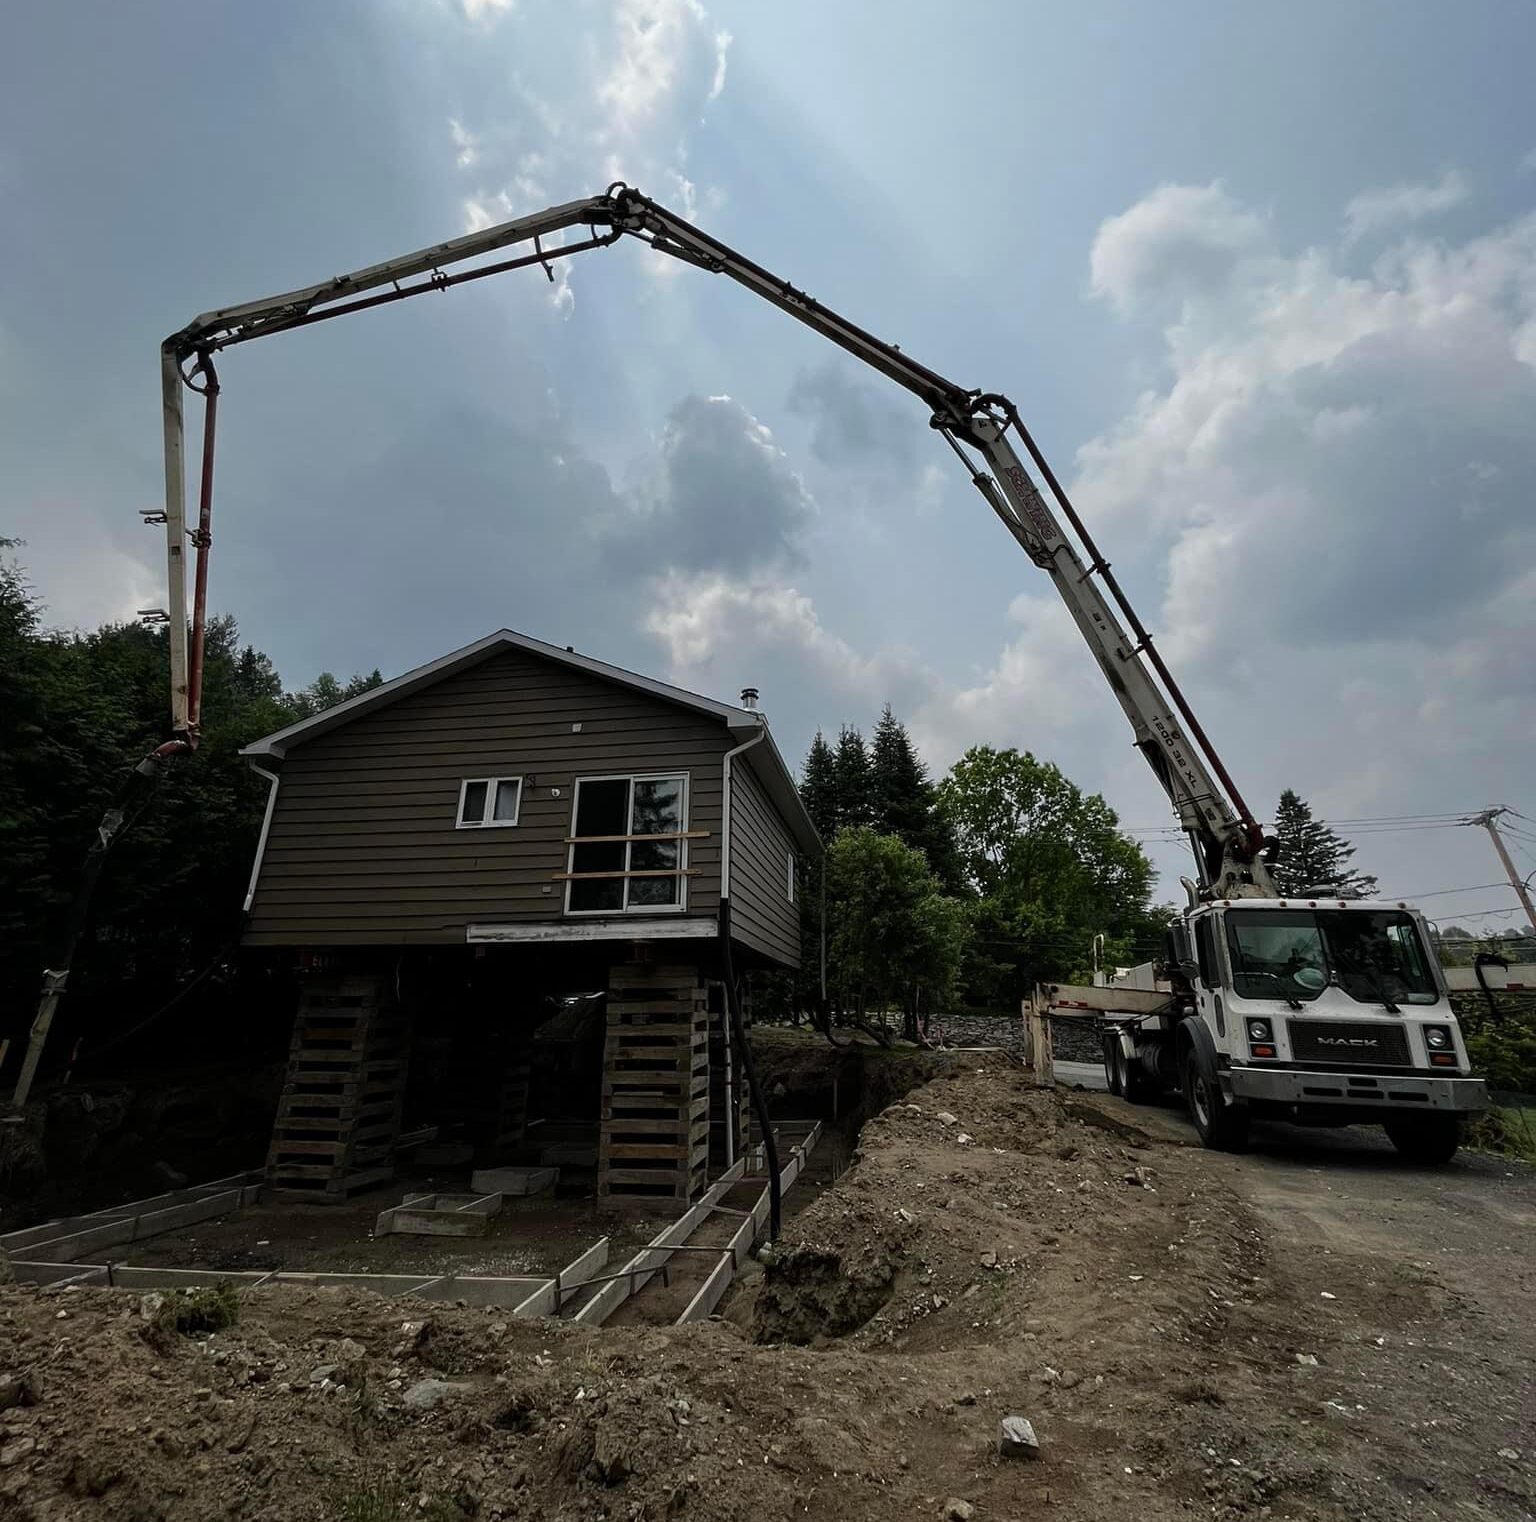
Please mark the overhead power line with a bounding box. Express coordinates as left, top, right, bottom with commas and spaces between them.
1376, 881, 1511, 900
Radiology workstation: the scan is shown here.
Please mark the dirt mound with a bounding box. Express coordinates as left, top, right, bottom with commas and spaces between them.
3, 1064, 1531, 1521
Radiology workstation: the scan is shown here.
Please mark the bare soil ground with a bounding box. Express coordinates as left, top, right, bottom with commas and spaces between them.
2, 1060, 1532, 1521
120, 1178, 661, 1282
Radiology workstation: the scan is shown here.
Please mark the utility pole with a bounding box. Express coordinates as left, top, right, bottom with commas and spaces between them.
1465, 807, 1536, 937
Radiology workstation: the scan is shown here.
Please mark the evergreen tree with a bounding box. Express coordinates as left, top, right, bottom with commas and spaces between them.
832, 726, 872, 830
870, 705, 927, 841
284, 667, 384, 718
797, 731, 839, 843
869, 704, 964, 891
1272, 789, 1378, 897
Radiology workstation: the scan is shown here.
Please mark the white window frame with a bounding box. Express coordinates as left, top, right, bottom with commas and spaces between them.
565, 772, 690, 916
456, 775, 523, 829
787, 848, 797, 903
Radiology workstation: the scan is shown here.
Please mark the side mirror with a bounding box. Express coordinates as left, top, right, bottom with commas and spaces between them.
1165, 924, 1193, 966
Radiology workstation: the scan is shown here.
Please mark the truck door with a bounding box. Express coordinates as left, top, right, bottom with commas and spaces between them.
1194, 913, 1227, 1045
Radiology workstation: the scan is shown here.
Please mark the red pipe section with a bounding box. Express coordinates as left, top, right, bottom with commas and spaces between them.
184, 353, 220, 743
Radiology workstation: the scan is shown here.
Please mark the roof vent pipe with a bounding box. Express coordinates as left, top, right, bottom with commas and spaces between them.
740, 687, 759, 710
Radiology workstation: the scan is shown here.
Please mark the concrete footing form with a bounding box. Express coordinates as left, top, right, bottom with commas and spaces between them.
0, 1122, 820, 1327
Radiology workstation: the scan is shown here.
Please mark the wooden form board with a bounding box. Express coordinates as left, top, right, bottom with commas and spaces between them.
0, 1175, 263, 1265
374, 1192, 504, 1237
1024, 996, 1054, 1089
574, 1149, 759, 1325
675, 1122, 822, 1325
570, 1123, 823, 1329
7, 1261, 550, 1307
510, 1235, 612, 1319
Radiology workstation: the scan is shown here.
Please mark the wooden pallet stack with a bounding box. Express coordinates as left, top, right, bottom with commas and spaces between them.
598, 964, 710, 1202
706, 981, 749, 1169
265, 974, 408, 1201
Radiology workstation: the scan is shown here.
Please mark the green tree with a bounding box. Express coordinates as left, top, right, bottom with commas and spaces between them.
284, 667, 384, 718
798, 731, 838, 843
824, 826, 969, 1036
0, 541, 373, 1067
938, 745, 1157, 999
1272, 789, 1378, 897
869, 705, 963, 890
832, 726, 872, 830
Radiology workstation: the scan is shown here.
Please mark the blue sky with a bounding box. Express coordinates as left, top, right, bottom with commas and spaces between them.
4, 0, 1536, 923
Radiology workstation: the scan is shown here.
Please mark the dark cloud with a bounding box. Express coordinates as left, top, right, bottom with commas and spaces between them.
613, 394, 812, 575
786, 359, 917, 469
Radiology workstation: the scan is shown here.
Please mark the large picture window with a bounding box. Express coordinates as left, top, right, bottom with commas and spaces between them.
566, 774, 689, 914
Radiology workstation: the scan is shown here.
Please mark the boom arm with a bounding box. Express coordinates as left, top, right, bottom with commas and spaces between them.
161, 184, 1273, 894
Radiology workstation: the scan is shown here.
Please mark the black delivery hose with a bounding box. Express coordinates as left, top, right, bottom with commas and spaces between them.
719, 899, 781, 1240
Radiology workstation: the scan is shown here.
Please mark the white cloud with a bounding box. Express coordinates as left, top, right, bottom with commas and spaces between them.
598, 0, 730, 133
656, 181, 1536, 902
1089, 182, 1268, 314
644, 573, 937, 729
459, 0, 513, 20
1071, 181, 1536, 872
448, 117, 478, 169
460, 192, 510, 234
9, 524, 160, 634
445, 0, 729, 304
1342, 169, 1468, 243
643, 567, 1112, 776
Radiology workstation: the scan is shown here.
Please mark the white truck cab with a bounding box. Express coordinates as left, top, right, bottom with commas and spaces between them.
1057, 897, 1488, 1160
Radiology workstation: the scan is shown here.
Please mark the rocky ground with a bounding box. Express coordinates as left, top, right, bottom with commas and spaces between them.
2, 1060, 1532, 1521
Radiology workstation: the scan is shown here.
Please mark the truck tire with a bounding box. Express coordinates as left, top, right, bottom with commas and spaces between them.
1182, 1046, 1249, 1151
1103, 1036, 1123, 1096
1119, 1045, 1153, 1104
1383, 1114, 1461, 1165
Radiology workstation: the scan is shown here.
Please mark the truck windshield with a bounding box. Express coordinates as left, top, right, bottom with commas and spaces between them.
1224, 910, 1439, 1007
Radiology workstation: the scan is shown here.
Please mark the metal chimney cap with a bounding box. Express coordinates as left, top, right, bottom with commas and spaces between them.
740, 687, 759, 710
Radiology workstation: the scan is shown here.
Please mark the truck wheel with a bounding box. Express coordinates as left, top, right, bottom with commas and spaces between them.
1120, 1046, 1152, 1104
1183, 1048, 1249, 1151
1103, 1036, 1123, 1096
1383, 1114, 1461, 1165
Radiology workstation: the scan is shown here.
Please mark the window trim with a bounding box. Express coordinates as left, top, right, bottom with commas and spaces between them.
456, 775, 523, 829
787, 848, 797, 904
564, 772, 690, 916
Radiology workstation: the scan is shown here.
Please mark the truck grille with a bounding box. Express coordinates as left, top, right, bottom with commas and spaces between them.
1287, 1020, 1411, 1067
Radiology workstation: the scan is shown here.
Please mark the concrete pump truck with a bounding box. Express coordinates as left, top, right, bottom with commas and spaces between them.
149, 184, 1487, 1160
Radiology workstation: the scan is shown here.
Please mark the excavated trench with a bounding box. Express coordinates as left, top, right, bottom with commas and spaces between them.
734, 1029, 954, 1343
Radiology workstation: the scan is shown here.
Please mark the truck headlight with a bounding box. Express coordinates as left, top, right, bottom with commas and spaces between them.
1247, 1019, 1273, 1042
1424, 1027, 1449, 1050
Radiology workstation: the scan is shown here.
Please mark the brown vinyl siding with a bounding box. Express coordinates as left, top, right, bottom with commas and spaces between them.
245, 648, 730, 946
727, 760, 801, 968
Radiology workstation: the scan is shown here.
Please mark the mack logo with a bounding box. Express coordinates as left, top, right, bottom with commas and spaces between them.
1316, 1036, 1379, 1048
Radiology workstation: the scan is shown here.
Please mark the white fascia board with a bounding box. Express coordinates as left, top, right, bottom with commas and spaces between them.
466, 917, 720, 945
